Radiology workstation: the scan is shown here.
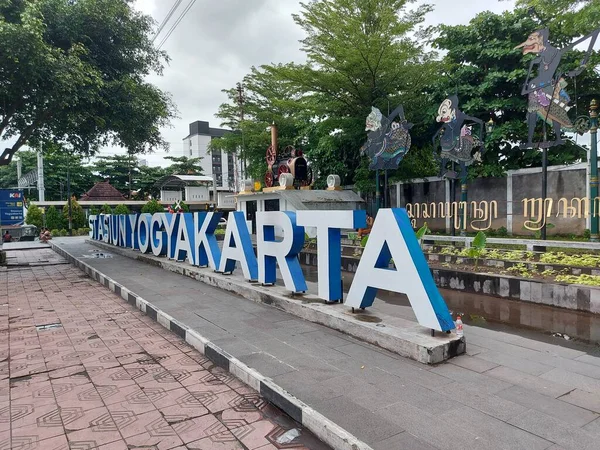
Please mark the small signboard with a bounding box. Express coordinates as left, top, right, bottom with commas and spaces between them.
0, 189, 24, 225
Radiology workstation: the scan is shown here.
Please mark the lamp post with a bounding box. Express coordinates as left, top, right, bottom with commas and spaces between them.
590, 99, 599, 241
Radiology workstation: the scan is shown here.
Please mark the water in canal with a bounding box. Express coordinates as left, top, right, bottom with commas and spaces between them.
300, 266, 600, 349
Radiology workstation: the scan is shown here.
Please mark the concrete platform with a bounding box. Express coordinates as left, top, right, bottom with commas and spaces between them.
88, 239, 465, 364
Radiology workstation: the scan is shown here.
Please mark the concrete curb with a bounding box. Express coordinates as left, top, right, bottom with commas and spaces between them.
50, 242, 374, 450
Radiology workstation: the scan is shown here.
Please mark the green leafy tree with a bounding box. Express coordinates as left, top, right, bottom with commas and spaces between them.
114, 204, 130, 215
134, 165, 167, 200
0, 147, 96, 200
92, 155, 139, 196
213, 0, 438, 188
45, 205, 64, 230
63, 197, 85, 229
432, 8, 600, 177
0, 0, 175, 166
516, 0, 600, 36
141, 199, 164, 214
101, 204, 113, 214
25, 204, 43, 229
164, 156, 203, 175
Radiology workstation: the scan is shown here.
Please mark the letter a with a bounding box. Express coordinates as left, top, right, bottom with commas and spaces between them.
345, 209, 454, 332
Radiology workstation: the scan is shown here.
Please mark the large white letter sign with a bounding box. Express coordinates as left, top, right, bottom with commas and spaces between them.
219, 211, 258, 281
137, 214, 152, 253
150, 214, 168, 256
89, 215, 97, 239
297, 210, 366, 301
194, 212, 222, 269
128, 214, 139, 249
119, 215, 131, 248
102, 215, 110, 242
110, 215, 120, 245
257, 211, 307, 293
174, 213, 195, 264
161, 213, 180, 259
345, 209, 454, 332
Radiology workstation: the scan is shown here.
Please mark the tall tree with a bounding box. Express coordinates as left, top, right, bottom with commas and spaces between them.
163, 156, 203, 175
516, 0, 600, 35
0, 146, 96, 200
431, 8, 600, 177
134, 165, 167, 200
91, 154, 138, 195
213, 0, 438, 188
0, 0, 175, 165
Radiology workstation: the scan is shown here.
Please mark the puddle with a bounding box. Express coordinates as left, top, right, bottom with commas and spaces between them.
36, 323, 62, 331
350, 313, 382, 323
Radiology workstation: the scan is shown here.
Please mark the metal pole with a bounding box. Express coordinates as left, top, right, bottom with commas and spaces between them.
450, 162, 456, 237
375, 169, 380, 212
384, 169, 388, 208
590, 99, 599, 241
67, 154, 72, 236
541, 123, 548, 240
460, 176, 467, 236
37, 149, 45, 202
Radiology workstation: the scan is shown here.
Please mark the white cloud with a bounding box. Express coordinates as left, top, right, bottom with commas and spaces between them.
3, 0, 518, 168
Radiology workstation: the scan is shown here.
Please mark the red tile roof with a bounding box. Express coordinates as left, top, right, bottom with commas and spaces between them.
80, 181, 126, 201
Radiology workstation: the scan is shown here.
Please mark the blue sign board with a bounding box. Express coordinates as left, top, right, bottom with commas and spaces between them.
0, 189, 24, 225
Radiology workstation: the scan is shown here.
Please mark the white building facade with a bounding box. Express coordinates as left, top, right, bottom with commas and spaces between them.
182, 121, 241, 194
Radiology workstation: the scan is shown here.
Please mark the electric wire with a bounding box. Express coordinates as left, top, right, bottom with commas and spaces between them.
157, 0, 198, 50
152, 0, 185, 43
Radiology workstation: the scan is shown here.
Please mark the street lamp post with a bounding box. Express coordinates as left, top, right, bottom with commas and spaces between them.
590, 99, 599, 241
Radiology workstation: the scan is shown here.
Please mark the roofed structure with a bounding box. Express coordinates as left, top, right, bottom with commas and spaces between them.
80, 181, 126, 201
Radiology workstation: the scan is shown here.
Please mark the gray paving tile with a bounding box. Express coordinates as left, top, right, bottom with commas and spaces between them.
575, 354, 600, 368
237, 352, 297, 377
210, 336, 260, 358
365, 375, 457, 416
378, 401, 484, 450
285, 354, 342, 382
475, 349, 554, 376
429, 363, 509, 394
272, 371, 343, 406
439, 406, 552, 450
486, 366, 572, 398
311, 396, 403, 444
497, 385, 599, 427
540, 368, 600, 394
558, 389, 600, 414
508, 409, 598, 450
449, 354, 499, 373
372, 432, 439, 450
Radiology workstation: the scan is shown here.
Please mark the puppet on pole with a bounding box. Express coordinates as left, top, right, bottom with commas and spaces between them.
360, 105, 413, 211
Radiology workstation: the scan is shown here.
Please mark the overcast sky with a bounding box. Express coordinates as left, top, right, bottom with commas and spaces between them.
4, 0, 517, 167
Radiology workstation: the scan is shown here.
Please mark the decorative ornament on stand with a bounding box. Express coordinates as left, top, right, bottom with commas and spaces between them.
169, 200, 184, 214
360, 105, 413, 170
432, 95, 484, 179
263, 124, 313, 188
515, 27, 599, 149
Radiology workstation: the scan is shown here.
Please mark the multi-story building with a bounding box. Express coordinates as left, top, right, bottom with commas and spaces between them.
182, 120, 240, 209
182, 121, 241, 191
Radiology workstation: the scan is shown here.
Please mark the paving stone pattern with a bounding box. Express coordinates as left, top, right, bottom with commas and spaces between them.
0, 248, 328, 450
53, 239, 600, 450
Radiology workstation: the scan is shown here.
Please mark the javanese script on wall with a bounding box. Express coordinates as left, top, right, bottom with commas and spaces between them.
405, 197, 599, 231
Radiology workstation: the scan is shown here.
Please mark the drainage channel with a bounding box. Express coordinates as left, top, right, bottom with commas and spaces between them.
300, 265, 600, 348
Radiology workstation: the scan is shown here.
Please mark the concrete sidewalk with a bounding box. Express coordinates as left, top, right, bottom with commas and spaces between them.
1, 248, 329, 450
52, 238, 600, 450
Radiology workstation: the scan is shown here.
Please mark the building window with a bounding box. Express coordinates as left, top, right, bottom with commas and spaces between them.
265, 199, 280, 211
